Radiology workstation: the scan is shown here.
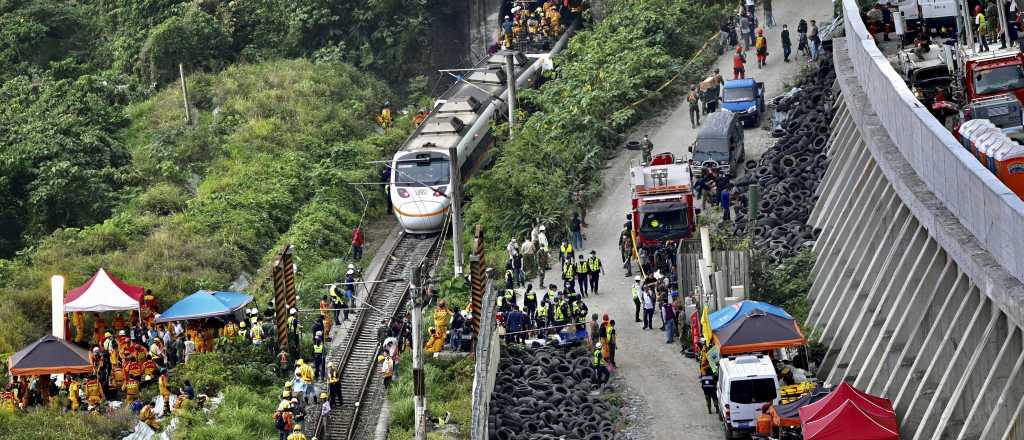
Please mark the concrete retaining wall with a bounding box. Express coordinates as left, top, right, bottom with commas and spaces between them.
470, 280, 500, 440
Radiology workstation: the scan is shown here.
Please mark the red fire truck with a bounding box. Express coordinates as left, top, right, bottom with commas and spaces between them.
628, 153, 697, 254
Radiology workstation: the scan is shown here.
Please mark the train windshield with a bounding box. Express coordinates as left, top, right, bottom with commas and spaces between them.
394, 156, 450, 187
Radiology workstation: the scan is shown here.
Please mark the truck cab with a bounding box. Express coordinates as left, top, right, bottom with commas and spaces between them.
720, 79, 765, 127
964, 49, 1024, 105
628, 153, 696, 249
689, 111, 745, 179
718, 354, 780, 439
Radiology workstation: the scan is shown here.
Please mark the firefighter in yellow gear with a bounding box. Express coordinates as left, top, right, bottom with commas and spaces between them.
112, 313, 126, 333
140, 400, 160, 431
92, 314, 107, 345
159, 370, 171, 413
429, 300, 452, 352
123, 377, 141, 403
68, 379, 81, 412
71, 312, 86, 344
287, 424, 308, 440
221, 320, 238, 338
85, 376, 105, 406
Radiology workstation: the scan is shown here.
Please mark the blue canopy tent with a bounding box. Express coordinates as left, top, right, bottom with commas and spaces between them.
154, 290, 253, 323
708, 300, 793, 331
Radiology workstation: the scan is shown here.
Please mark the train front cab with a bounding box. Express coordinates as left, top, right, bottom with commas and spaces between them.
391, 151, 452, 233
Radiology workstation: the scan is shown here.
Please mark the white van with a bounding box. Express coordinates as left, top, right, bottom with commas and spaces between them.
718, 354, 780, 438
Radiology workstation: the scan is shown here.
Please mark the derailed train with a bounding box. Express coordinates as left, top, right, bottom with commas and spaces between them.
389, 31, 574, 233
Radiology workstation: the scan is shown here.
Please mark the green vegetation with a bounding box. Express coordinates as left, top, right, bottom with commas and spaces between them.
464, 0, 731, 246
0, 406, 134, 440
750, 249, 816, 325
0, 60, 408, 356
388, 355, 476, 440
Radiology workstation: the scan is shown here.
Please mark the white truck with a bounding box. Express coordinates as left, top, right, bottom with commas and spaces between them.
718, 354, 780, 439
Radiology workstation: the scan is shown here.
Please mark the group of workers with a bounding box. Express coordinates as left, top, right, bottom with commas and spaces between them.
556, 246, 605, 297
499, 0, 579, 51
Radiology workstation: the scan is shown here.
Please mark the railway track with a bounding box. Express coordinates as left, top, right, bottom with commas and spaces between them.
311, 231, 442, 440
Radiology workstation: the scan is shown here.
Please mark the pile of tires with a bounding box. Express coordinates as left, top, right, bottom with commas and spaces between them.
488, 345, 620, 440
732, 57, 837, 262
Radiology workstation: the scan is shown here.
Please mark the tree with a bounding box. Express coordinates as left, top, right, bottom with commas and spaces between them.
138, 4, 232, 84
0, 75, 131, 256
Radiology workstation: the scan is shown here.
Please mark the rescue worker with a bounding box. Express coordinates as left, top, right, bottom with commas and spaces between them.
142, 355, 159, 381
575, 254, 590, 297
606, 319, 618, 368
756, 403, 774, 437
251, 318, 265, 346
732, 46, 746, 79
641, 135, 654, 163
754, 28, 768, 68
0, 386, 15, 413
377, 100, 393, 128
140, 400, 160, 431
72, 312, 86, 344
319, 295, 333, 336
535, 298, 549, 331
158, 369, 171, 413
68, 378, 81, 412
313, 338, 326, 381
504, 261, 516, 291
287, 308, 300, 356
561, 258, 575, 293
351, 224, 364, 261
275, 402, 295, 440
523, 284, 538, 322
592, 342, 610, 385
287, 424, 308, 440
221, 318, 238, 338
123, 376, 141, 404
587, 250, 604, 295
552, 296, 567, 327
329, 284, 345, 323
380, 353, 395, 388
619, 223, 633, 277
327, 362, 342, 407
297, 358, 316, 405
433, 300, 452, 348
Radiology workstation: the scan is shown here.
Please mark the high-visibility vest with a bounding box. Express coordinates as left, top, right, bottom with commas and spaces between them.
607, 327, 616, 345
288, 316, 299, 332
572, 303, 582, 317
562, 262, 574, 279
124, 379, 140, 396
537, 306, 548, 318
553, 305, 565, 321
330, 285, 344, 303
313, 343, 324, 355
588, 257, 601, 272
505, 269, 514, 281
525, 293, 536, 303
504, 290, 514, 302
632, 284, 641, 300
593, 349, 604, 367
560, 243, 573, 258
251, 325, 264, 343
329, 370, 340, 385
142, 360, 158, 378
85, 380, 102, 398
575, 260, 589, 274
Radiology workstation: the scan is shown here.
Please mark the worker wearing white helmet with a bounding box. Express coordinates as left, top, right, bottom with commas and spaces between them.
592, 342, 609, 385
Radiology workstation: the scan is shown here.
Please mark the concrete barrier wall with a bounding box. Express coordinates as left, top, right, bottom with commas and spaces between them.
470, 280, 500, 440
840, 0, 1024, 285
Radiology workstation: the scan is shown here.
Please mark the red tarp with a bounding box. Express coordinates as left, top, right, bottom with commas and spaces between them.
802, 400, 899, 440
801, 382, 899, 440
64, 268, 145, 312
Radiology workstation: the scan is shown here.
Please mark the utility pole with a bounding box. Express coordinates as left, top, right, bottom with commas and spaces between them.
410, 264, 427, 440
449, 146, 465, 276
179, 63, 192, 126
997, 0, 1011, 48
504, 52, 517, 138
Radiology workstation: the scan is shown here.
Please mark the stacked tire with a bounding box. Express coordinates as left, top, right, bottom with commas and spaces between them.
488, 346, 621, 439
732, 57, 837, 262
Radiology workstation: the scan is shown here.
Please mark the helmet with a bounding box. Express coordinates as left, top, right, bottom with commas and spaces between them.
289, 308, 297, 315
634, 276, 641, 281
378, 354, 385, 362
285, 381, 293, 387
595, 342, 602, 348
105, 332, 112, 337
320, 392, 328, 400
294, 424, 303, 430
327, 362, 335, 368
348, 263, 355, 270
975, 5, 983, 13
539, 226, 545, 231
119, 330, 126, 336
239, 321, 246, 328
347, 269, 355, 275
296, 359, 304, 366
315, 331, 323, 336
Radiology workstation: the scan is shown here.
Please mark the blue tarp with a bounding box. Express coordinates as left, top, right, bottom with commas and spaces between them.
154, 290, 253, 323
708, 300, 793, 331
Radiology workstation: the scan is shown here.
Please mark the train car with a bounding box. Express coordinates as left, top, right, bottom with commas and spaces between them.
390, 44, 570, 233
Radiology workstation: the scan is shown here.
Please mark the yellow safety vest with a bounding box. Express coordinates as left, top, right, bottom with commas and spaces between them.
313, 343, 324, 354
537, 306, 548, 317
575, 261, 589, 274
554, 305, 565, 321
329, 370, 340, 385
251, 325, 264, 342
588, 257, 601, 272
632, 285, 640, 300
560, 243, 573, 258
562, 262, 574, 279
593, 349, 604, 367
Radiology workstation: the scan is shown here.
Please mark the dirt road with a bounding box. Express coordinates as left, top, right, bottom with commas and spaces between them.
572, 1, 833, 438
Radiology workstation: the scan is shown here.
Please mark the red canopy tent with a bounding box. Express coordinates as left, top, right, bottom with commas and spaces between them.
63, 268, 145, 312
802, 400, 899, 440
800, 382, 899, 440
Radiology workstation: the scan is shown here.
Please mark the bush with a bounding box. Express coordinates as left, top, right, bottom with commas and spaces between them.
388, 355, 475, 435
138, 5, 232, 83
0, 406, 133, 439
173, 385, 278, 440
750, 249, 816, 325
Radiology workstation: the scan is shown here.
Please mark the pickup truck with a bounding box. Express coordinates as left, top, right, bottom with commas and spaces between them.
720, 79, 765, 127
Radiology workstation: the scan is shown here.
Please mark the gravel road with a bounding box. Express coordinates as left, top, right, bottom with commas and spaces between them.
569, 1, 833, 438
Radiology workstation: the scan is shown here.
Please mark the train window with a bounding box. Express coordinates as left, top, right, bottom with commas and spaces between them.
975, 65, 1024, 96
395, 157, 451, 187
